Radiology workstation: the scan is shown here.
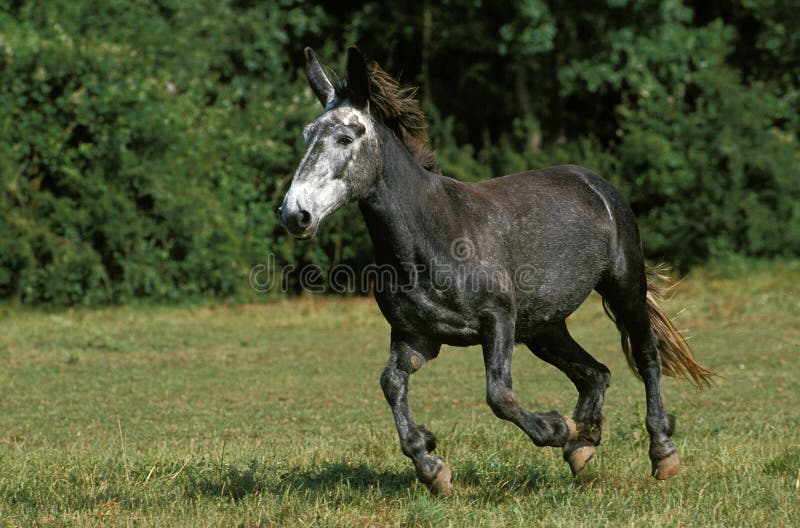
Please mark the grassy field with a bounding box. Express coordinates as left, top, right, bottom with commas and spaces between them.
1, 263, 798, 527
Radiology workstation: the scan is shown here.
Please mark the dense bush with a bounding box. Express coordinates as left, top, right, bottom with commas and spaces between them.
490, 2, 800, 269
0, 1, 371, 304
0, 0, 797, 305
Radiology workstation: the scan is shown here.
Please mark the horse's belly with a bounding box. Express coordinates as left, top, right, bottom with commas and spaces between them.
513, 274, 598, 340
374, 289, 482, 346
373, 262, 599, 345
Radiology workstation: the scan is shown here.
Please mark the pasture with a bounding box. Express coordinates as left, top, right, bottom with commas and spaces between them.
1, 263, 798, 527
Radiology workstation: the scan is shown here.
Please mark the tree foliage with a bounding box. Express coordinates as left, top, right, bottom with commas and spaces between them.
1, 0, 797, 304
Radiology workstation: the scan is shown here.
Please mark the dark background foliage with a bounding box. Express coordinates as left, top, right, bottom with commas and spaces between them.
1, 0, 798, 305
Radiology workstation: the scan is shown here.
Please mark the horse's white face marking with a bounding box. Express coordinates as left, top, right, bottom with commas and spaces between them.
281, 105, 380, 238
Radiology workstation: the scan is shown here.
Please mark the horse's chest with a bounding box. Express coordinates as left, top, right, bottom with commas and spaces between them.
374, 287, 482, 345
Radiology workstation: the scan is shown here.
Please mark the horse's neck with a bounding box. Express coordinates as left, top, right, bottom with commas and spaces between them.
358, 129, 445, 266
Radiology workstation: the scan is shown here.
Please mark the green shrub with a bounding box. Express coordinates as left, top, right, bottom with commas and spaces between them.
0, 2, 363, 305
1, 1, 798, 305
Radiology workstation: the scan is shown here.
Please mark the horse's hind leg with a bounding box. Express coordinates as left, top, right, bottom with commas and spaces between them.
602, 287, 680, 479
481, 311, 578, 450
381, 330, 452, 496
626, 309, 679, 478
526, 322, 611, 476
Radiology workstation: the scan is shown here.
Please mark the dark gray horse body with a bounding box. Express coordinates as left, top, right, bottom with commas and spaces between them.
280, 47, 713, 496
363, 156, 622, 346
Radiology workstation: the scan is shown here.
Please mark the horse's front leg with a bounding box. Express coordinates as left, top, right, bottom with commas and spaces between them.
380, 330, 451, 496
481, 311, 578, 448
527, 322, 611, 476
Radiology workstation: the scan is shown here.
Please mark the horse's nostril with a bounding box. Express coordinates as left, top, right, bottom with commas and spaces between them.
298, 210, 312, 228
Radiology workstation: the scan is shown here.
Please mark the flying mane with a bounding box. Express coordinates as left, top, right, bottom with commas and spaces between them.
335, 63, 440, 174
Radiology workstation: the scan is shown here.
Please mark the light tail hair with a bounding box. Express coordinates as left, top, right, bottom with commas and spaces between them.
603, 264, 715, 388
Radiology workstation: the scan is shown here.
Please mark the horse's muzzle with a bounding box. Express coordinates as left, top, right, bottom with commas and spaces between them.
279, 203, 317, 239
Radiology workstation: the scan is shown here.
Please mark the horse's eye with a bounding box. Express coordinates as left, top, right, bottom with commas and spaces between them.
337, 136, 353, 145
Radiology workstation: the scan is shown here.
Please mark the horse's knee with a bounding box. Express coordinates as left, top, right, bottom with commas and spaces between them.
380, 366, 406, 405
486, 385, 518, 419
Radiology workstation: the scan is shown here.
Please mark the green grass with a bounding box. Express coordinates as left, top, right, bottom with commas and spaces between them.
1, 262, 799, 526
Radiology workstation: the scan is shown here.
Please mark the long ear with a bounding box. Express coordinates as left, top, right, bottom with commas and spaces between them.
305, 47, 334, 107
345, 46, 370, 109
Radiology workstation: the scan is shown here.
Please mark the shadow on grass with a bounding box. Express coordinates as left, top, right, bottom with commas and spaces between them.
275, 461, 417, 495
180, 459, 417, 501
274, 459, 558, 499
181, 459, 268, 501
179, 458, 560, 501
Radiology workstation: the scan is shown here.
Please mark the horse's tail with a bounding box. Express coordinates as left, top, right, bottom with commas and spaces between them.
603, 264, 715, 388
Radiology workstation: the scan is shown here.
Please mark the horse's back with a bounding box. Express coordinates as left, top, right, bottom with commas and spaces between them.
469, 165, 642, 338
481, 164, 625, 216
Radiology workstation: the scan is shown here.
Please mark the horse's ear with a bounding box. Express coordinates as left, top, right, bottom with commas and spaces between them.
305, 47, 335, 107
345, 46, 370, 109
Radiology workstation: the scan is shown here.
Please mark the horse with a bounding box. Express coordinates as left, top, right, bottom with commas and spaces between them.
279, 46, 713, 497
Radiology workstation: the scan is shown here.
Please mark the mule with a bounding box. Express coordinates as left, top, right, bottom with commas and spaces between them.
279, 47, 713, 497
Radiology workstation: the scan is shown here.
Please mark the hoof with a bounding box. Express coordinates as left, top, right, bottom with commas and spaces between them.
566, 444, 596, 477
427, 462, 454, 497
563, 416, 579, 442
652, 452, 680, 480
